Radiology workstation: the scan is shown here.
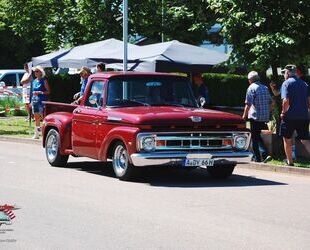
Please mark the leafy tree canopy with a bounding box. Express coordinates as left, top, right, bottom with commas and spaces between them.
208, 0, 310, 72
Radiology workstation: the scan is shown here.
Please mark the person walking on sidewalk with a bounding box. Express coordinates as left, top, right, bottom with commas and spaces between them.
31, 66, 50, 139
242, 71, 272, 162
280, 65, 310, 166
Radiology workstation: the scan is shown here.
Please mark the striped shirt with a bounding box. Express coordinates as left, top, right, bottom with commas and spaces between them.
245, 81, 271, 122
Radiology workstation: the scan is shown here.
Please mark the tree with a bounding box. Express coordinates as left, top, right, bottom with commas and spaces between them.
208, 0, 310, 74
0, 0, 45, 67
129, 0, 216, 45
1, 0, 218, 67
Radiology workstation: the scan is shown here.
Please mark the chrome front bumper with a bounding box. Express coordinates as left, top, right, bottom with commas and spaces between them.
130, 151, 253, 167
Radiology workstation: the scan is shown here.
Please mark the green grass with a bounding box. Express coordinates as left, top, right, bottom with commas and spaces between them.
269, 159, 310, 168
0, 117, 34, 137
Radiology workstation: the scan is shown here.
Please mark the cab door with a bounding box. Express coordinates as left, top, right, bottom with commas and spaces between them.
72, 80, 105, 159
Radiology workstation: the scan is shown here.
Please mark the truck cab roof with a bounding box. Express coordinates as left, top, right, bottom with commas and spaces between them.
88, 71, 186, 81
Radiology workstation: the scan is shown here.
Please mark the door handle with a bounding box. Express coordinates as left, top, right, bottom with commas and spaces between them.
74, 108, 82, 114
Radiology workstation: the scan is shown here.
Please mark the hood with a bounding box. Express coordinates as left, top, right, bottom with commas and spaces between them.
106, 106, 244, 126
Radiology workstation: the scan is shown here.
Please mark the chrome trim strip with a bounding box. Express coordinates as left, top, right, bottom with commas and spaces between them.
107, 116, 122, 121
130, 151, 253, 167
156, 145, 232, 150
156, 136, 232, 140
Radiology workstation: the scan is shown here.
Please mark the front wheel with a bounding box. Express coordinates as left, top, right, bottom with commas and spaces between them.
207, 164, 235, 179
45, 129, 69, 167
112, 142, 137, 181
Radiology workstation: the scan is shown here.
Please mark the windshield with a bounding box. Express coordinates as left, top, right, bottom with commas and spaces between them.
107, 76, 197, 108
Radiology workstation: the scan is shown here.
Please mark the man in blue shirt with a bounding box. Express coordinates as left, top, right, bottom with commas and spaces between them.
280, 65, 310, 166
243, 71, 272, 162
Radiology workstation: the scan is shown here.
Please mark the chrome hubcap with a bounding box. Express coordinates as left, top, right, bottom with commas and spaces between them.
46, 133, 58, 162
113, 145, 128, 176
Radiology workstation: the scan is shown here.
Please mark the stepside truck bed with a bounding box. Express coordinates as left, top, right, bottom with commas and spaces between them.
44, 101, 78, 116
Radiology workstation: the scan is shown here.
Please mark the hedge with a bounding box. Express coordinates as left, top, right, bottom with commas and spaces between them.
201, 73, 310, 107
47, 73, 310, 107
47, 74, 81, 103
202, 73, 248, 107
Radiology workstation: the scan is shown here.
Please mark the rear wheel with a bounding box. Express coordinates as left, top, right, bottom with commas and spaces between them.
45, 129, 69, 167
207, 164, 235, 179
112, 142, 137, 181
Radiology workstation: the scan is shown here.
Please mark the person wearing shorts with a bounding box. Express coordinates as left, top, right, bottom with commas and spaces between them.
31, 66, 50, 139
280, 65, 310, 166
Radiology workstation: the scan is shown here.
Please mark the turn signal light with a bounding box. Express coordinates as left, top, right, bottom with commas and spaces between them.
223, 139, 232, 146
156, 140, 166, 147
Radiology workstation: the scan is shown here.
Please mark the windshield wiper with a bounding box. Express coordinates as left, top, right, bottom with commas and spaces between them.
113, 99, 150, 107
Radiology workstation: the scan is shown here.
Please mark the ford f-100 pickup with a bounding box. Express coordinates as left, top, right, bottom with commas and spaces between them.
42, 72, 252, 180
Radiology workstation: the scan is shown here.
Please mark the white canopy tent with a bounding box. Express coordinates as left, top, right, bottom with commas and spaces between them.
106, 40, 229, 72
32, 38, 138, 69
32, 39, 228, 72
57, 38, 138, 68
32, 48, 71, 68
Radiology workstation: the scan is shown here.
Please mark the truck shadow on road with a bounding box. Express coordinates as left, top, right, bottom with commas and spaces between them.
64, 161, 287, 188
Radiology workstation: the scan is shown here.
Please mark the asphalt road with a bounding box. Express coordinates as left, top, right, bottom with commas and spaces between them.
1, 141, 310, 250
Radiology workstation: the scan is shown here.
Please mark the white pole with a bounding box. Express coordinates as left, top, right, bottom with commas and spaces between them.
123, 0, 128, 72
161, 0, 164, 42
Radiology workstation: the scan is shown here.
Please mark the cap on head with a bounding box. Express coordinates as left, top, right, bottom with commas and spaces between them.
281, 64, 296, 75
247, 71, 260, 81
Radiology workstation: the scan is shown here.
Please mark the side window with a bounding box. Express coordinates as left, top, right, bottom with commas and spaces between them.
1, 74, 17, 87
85, 81, 105, 108
18, 73, 24, 82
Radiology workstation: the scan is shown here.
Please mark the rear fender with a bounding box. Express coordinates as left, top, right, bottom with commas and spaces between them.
42, 113, 73, 155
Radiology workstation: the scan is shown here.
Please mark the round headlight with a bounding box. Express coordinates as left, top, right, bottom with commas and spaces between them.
235, 136, 247, 150
142, 137, 155, 152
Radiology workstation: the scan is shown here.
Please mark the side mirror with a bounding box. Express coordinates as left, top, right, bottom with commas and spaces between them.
0, 81, 5, 87
199, 97, 206, 107
88, 94, 98, 106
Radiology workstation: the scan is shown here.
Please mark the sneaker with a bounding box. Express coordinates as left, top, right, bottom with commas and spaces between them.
283, 159, 294, 166
262, 155, 272, 163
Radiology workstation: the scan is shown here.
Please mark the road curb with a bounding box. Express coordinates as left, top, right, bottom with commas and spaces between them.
238, 162, 310, 176
0, 136, 41, 145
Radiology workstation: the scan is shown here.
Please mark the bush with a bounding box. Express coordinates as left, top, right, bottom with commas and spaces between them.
202, 73, 248, 107
13, 109, 28, 116
0, 97, 26, 117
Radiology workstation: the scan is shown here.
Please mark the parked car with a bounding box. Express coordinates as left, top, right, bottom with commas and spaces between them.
42, 72, 252, 181
0, 69, 25, 87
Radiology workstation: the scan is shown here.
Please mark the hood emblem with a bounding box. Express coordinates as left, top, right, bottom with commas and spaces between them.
189, 116, 202, 123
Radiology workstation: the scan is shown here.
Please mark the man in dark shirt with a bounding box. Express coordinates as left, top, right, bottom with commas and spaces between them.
280, 65, 310, 166
192, 73, 210, 106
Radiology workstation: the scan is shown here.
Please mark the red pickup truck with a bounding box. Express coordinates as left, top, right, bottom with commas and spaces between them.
42, 72, 252, 180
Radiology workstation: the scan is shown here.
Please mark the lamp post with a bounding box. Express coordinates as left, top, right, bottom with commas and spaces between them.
123, 0, 128, 72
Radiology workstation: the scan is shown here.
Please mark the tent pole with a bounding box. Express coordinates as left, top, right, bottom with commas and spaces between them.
123, 0, 128, 72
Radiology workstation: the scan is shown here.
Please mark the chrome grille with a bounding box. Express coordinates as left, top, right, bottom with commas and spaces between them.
155, 132, 233, 150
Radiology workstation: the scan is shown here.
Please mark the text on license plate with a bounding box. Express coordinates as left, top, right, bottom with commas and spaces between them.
184, 158, 214, 167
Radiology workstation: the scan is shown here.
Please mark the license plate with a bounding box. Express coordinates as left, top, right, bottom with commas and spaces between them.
184, 158, 214, 167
